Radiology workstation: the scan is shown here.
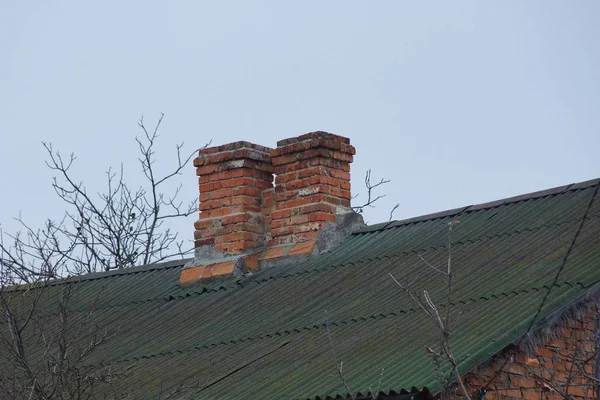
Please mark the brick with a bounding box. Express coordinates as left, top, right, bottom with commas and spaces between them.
271, 209, 292, 220
204, 140, 272, 154
567, 385, 588, 397
218, 240, 260, 254
207, 171, 233, 182
260, 246, 290, 260
547, 338, 566, 348
270, 153, 299, 167
194, 219, 215, 230
290, 214, 309, 225
200, 207, 236, 219
230, 196, 262, 207
271, 226, 294, 237
262, 196, 274, 209
276, 131, 350, 147
309, 212, 337, 223
233, 186, 264, 197
273, 189, 300, 202
510, 375, 536, 389
196, 223, 263, 239
200, 198, 232, 211
180, 266, 203, 284
271, 218, 291, 229
288, 240, 317, 256
231, 148, 270, 162
273, 134, 354, 157
297, 166, 327, 178
193, 235, 216, 246
275, 197, 312, 210
197, 158, 274, 174
270, 235, 296, 246
294, 231, 319, 242
307, 175, 342, 187
276, 194, 342, 210
294, 222, 322, 233
330, 169, 351, 180
220, 177, 255, 188
296, 203, 335, 215
270, 140, 313, 157
205, 261, 236, 277
221, 213, 252, 225
201, 151, 235, 165
230, 168, 273, 180
223, 231, 257, 242
506, 364, 527, 374
525, 358, 540, 366
197, 146, 220, 155
537, 347, 554, 358
272, 155, 351, 172
199, 182, 222, 193
285, 178, 312, 190
243, 252, 261, 271
195, 164, 220, 175
286, 148, 354, 163
199, 192, 211, 202
329, 187, 352, 200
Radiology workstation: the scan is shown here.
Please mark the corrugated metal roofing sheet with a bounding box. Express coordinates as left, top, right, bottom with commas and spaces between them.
1, 180, 599, 399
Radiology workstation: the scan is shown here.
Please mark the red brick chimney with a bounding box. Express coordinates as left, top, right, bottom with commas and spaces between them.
193, 141, 273, 256
181, 132, 363, 286
268, 132, 355, 246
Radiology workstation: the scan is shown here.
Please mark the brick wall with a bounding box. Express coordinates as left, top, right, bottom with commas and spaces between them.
464, 303, 598, 399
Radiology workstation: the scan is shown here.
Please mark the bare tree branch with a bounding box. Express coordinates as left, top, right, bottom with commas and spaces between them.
352, 170, 391, 214
0, 114, 212, 398
390, 220, 470, 400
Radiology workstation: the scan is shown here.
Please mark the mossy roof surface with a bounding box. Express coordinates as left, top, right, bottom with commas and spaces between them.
2, 178, 599, 400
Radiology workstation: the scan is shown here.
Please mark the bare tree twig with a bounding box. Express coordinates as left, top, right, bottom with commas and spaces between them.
352, 170, 392, 214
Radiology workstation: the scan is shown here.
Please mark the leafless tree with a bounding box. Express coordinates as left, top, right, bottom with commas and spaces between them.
0, 114, 210, 399
1, 114, 208, 279
390, 220, 471, 400
0, 222, 121, 399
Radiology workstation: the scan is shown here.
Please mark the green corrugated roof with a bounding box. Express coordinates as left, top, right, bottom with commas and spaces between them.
2, 178, 600, 399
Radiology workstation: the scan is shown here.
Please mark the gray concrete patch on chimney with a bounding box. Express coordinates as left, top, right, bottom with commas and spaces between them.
316, 212, 365, 253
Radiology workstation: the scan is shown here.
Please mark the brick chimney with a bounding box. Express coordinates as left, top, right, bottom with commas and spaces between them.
181, 132, 363, 286
268, 132, 355, 246
193, 141, 273, 255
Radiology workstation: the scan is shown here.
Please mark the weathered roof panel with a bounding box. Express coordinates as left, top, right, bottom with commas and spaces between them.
1, 179, 599, 399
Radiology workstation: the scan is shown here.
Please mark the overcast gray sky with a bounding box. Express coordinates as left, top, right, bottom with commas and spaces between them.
1, 1, 599, 241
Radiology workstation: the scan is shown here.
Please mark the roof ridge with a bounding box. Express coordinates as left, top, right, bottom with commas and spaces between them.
4, 258, 192, 292
357, 177, 599, 232
73, 258, 192, 281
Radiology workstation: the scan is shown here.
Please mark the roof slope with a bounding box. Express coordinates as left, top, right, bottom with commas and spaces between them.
2, 179, 600, 399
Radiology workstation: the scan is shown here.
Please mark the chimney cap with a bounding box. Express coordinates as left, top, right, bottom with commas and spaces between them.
276, 131, 350, 147
194, 141, 273, 168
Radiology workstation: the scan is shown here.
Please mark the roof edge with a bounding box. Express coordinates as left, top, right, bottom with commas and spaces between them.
4, 258, 192, 292
356, 177, 599, 233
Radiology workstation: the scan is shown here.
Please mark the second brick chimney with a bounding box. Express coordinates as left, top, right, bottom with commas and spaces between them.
181, 131, 363, 286
268, 132, 355, 245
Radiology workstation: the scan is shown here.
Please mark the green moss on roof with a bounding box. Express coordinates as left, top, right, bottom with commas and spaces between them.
2, 179, 600, 399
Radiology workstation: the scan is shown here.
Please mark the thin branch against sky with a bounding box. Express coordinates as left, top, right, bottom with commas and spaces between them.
1, 1, 599, 237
